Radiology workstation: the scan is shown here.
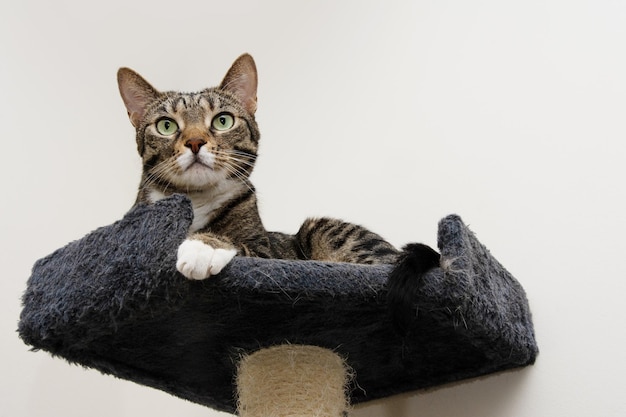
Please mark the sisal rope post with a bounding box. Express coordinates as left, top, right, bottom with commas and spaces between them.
236, 345, 351, 417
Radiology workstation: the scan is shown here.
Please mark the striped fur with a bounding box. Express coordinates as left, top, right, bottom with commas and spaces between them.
117, 54, 401, 273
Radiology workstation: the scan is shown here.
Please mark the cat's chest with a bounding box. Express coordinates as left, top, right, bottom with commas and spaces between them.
148, 185, 242, 234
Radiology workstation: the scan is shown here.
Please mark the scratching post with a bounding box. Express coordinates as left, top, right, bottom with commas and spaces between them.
236, 345, 351, 417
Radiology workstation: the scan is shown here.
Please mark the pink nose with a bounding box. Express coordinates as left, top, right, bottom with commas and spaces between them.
185, 138, 207, 154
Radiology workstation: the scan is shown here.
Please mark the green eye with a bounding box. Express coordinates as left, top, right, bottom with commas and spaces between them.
156, 118, 178, 136
212, 113, 235, 131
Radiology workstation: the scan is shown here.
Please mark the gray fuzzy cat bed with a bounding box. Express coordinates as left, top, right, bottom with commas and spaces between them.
19, 195, 537, 413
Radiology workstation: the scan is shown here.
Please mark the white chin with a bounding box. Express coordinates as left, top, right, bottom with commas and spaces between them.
176, 164, 225, 189
174, 151, 223, 189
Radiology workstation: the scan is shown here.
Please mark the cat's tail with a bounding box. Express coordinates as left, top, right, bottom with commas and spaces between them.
387, 243, 441, 335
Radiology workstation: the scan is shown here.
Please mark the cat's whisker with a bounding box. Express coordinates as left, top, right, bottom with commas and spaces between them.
212, 151, 256, 175
143, 161, 173, 187
140, 158, 179, 195
222, 162, 253, 188
213, 149, 257, 168
227, 158, 254, 170
225, 156, 256, 169
225, 156, 255, 177
221, 161, 256, 195
226, 149, 258, 159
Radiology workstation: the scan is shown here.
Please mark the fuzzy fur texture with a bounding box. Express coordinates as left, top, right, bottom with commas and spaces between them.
118, 54, 402, 280
19, 195, 537, 413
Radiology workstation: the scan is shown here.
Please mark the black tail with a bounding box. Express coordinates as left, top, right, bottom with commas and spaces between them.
387, 243, 440, 335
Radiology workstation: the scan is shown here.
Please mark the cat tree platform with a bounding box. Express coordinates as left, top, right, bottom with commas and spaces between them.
18, 195, 537, 414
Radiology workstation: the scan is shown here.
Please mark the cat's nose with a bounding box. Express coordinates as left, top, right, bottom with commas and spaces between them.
185, 138, 207, 154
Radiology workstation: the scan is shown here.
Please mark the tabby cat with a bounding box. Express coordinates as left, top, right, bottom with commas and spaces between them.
117, 54, 438, 328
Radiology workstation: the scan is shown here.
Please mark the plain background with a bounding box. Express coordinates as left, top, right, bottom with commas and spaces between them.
2, 1, 625, 416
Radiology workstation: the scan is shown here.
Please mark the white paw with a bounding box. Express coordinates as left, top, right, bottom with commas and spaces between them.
176, 239, 237, 280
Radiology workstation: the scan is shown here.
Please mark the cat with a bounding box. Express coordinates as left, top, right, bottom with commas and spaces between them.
117, 54, 439, 331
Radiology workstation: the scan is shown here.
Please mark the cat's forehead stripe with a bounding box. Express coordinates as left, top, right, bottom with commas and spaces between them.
160, 93, 217, 115
174, 95, 198, 112
198, 95, 214, 111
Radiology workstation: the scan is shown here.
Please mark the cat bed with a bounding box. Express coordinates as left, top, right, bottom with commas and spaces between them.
18, 195, 538, 414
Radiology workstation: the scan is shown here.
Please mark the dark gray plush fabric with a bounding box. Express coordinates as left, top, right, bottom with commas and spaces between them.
19, 195, 537, 413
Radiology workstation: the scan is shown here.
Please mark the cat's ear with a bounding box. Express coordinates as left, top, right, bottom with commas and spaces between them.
220, 54, 258, 114
117, 68, 161, 127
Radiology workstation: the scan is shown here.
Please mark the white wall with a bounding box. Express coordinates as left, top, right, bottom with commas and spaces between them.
2, 1, 625, 416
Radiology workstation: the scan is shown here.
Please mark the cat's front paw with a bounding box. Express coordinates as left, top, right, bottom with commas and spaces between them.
176, 239, 237, 280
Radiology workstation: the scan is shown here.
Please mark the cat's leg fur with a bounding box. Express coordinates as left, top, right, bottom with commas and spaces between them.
177, 233, 237, 280
294, 217, 400, 264
293, 218, 441, 333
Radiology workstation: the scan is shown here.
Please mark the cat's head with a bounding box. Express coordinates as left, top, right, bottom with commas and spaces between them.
117, 54, 259, 194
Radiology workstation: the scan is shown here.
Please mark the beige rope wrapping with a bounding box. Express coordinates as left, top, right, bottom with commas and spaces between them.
236, 345, 351, 417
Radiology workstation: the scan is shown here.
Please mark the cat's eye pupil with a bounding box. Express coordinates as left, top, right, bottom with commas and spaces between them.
156, 118, 178, 135
212, 113, 234, 131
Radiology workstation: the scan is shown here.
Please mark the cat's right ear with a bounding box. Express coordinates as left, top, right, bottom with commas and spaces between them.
220, 54, 258, 114
117, 68, 161, 127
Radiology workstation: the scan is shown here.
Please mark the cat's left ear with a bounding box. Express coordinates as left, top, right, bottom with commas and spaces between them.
117, 68, 161, 127
220, 53, 258, 114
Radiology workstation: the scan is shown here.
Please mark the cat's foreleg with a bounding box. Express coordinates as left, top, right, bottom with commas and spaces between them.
176, 233, 237, 280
